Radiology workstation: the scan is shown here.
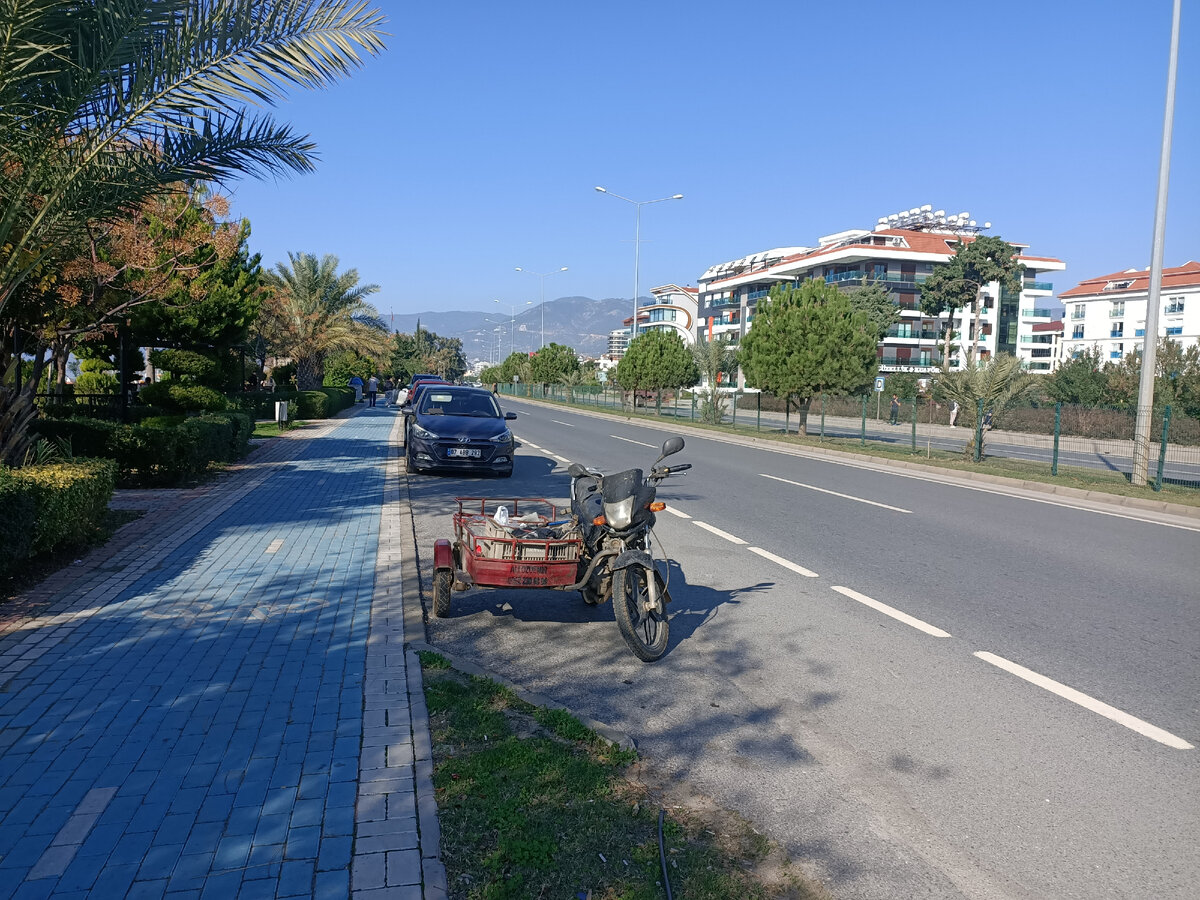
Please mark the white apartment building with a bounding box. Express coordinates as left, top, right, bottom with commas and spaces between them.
641, 284, 699, 345
694, 206, 1065, 382
1058, 261, 1200, 363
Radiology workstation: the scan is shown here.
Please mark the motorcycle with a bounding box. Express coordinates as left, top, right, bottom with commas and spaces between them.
567, 435, 691, 661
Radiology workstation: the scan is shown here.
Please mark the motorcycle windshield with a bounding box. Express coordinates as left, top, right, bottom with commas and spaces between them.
600, 469, 642, 503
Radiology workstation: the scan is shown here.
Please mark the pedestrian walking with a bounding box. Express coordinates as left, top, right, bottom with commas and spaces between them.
367, 374, 379, 407
889, 394, 900, 425
949, 400, 959, 427
348, 374, 363, 402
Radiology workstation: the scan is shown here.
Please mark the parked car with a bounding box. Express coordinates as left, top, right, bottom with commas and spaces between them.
404, 385, 516, 477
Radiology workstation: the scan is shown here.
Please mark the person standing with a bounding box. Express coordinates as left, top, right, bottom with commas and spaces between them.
366, 374, 379, 407
949, 400, 959, 427
889, 394, 900, 426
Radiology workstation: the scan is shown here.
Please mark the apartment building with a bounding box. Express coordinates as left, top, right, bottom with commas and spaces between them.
1022, 321, 1064, 372
694, 207, 1065, 383
1058, 261, 1200, 362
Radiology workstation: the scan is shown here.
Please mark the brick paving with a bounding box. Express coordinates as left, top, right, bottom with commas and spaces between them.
0, 407, 443, 899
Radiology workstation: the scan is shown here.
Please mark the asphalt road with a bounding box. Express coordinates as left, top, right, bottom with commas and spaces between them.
551, 394, 1200, 484
403, 397, 1200, 900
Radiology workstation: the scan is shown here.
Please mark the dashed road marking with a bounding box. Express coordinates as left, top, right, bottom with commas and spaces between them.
663, 506, 692, 519
831, 585, 951, 637
973, 652, 1194, 750
761, 473, 911, 513
748, 546, 818, 577
611, 435, 657, 448
551, 420, 576, 427
694, 521, 747, 545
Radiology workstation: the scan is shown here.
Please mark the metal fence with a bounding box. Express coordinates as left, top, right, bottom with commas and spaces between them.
495, 383, 1200, 493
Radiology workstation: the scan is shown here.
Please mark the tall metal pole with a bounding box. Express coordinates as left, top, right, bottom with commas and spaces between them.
633, 201, 642, 339
1132, 0, 1181, 487
595, 187, 682, 345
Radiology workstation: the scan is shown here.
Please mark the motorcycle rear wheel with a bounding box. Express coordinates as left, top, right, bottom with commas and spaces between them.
611, 565, 669, 661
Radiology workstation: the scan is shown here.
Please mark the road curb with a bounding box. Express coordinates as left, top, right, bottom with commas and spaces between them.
499, 394, 1200, 523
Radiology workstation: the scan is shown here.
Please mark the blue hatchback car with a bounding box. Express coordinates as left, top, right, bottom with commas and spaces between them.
404, 385, 517, 477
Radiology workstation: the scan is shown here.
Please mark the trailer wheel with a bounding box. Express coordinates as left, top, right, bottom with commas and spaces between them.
433, 568, 452, 617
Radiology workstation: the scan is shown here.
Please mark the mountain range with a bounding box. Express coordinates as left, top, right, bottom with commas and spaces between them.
386, 296, 637, 360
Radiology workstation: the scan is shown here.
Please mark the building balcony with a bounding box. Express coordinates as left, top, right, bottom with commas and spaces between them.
1109, 309, 1125, 317
1109, 331, 1123, 338
1022, 281, 1055, 292
1020, 307, 1054, 318
1019, 335, 1054, 344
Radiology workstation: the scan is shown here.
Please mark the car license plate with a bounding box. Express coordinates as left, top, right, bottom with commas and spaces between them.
447, 447, 481, 458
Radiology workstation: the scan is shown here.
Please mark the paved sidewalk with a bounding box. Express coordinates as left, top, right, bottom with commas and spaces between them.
0, 407, 444, 899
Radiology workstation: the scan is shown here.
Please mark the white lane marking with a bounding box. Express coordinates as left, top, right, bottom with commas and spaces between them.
694, 521, 747, 545
551, 420, 576, 427
831, 586, 951, 637
663, 506, 692, 519
747, 546, 818, 577
973, 652, 1193, 750
522, 441, 541, 449
552, 454, 570, 463
611, 434, 657, 448
265, 539, 284, 554
761, 473, 911, 514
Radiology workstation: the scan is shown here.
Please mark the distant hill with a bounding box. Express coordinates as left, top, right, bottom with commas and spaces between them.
386, 296, 635, 359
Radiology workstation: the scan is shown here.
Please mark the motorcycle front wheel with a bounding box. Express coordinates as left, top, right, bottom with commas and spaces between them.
611, 565, 669, 661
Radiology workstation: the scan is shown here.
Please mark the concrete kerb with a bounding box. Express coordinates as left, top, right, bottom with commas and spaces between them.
378, 413, 448, 899
500, 394, 1200, 524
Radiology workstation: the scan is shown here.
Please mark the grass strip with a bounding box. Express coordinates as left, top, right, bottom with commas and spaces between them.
419, 650, 828, 900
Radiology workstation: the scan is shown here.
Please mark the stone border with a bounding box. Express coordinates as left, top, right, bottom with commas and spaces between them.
366, 413, 447, 899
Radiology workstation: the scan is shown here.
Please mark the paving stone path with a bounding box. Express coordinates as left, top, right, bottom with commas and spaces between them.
0, 407, 444, 899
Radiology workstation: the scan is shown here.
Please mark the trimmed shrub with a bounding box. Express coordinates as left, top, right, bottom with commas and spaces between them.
0, 468, 37, 576
148, 348, 218, 381
138, 381, 227, 413
33, 417, 117, 458
296, 390, 331, 419
227, 390, 301, 419
10, 459, 117, 557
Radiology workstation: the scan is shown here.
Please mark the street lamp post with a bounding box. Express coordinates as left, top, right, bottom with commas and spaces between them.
595, 186, 683, 341
515, 266, 568, 349
494, 299, 532, 358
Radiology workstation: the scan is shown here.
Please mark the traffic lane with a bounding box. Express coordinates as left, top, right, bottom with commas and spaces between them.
404, 450, 1199, 900
502, 401, 1200, 743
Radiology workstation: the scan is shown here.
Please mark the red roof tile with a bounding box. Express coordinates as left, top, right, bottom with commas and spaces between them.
1060, 261, 1200, 299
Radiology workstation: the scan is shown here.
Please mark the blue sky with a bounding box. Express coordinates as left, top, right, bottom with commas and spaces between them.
226, 1, 1197, 319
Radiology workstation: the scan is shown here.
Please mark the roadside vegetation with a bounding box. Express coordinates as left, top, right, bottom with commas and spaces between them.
420, 651, 828, 900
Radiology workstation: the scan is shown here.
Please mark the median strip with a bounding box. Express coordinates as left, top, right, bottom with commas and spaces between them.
747, 546, 817, 577
831, 586, 951, 637
761, 473, 912, 513
973, 652, 1194, 750
693, 521, 747, 545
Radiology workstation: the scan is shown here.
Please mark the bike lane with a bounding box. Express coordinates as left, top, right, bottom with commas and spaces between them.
0, 408, 443, 899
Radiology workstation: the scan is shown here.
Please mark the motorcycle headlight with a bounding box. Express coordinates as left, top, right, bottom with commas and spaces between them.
411, 424, 437, 440
488, 429, 512, 443
602, 497, 635, 530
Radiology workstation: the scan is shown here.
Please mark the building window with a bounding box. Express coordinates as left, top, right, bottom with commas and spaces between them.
1167, 326, 1183, 336
1071, 304, 1086, 320
1072, 325, 1084, 339
1104, 280, 1134, 291
1165, 297, 1185, 314
1110, 301, 1125, 317
1110, 322, 1123, 338
1135, 328, 1145, 337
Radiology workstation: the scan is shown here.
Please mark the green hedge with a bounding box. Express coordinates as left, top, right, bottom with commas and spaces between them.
32, 412, 253, 486
0, 459, 116, 575
296, 387, 355, 419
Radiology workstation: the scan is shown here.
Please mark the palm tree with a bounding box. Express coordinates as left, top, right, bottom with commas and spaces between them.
935, 353, 1039, 458
692, 337, 737, 424
260, 252, 389, 390
0, 0, 385, 464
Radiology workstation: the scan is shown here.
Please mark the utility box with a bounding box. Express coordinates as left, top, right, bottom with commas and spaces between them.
275, 400, 289, 425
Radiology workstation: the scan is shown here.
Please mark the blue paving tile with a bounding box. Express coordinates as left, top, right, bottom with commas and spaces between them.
284, 825, 320, 860
278, 859, 315, 897
314, 868, 350, 900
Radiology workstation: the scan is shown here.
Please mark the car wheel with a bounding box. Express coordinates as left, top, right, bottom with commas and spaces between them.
406, 442, 419, 474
